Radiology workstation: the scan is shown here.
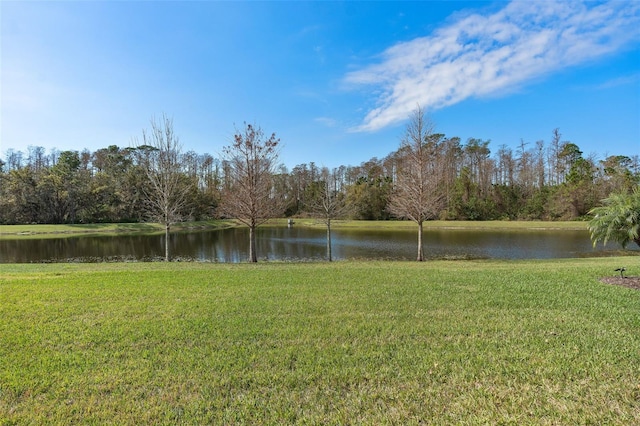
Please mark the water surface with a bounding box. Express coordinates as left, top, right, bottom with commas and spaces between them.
1, 226, 633, 263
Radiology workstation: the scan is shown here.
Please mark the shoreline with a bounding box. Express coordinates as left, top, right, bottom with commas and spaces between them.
0, 219, 587, 240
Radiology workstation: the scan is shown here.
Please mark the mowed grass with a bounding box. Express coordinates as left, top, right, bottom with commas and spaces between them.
1, 259, 638, 424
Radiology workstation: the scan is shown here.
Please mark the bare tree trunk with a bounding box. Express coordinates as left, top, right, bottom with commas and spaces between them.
327, 218, 332, 262
165, 223, 170, 262
417, 220, 424, 261
249, 225, 257, 263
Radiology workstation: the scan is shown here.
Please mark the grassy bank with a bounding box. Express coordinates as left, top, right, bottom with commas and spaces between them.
0, 219, 587, 240
0, 220, 236, 240
1, 258, 638, 424
280, 219, 588, 231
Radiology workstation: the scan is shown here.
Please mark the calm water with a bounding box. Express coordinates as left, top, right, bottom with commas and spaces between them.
0, 226, 634, 263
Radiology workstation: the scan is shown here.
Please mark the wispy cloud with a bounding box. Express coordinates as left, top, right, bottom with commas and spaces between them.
345, 0, 640, 132
593, 73, 640, 90
314, 116, 337, 127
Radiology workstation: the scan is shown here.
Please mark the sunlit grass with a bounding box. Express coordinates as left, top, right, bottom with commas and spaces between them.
1, 258, 638, 424
0, 219, 586, 240
269, 218, 588, 231
0, 220, 236, 240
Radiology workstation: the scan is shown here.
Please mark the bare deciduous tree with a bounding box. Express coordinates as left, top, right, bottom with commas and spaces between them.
388, 106, 445, 261
219, 123, 284, 262
136, 114, 190, 262
306, 167, 349, 261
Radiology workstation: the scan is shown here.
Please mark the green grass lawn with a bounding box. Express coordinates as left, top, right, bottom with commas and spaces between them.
1, 258, 638, 424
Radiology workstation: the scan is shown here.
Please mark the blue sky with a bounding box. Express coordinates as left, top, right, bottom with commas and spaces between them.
2, 0, 639, 169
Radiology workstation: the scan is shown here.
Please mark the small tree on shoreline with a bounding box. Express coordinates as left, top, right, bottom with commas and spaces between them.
388, 106, 445, 261
306, 167, 349, 261
218, 123, 284, 262
136, 114, 191, 262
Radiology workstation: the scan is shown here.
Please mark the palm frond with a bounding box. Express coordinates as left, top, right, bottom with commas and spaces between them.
588, 187, 640, 249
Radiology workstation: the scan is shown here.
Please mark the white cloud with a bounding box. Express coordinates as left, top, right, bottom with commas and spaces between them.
345, 0, 640, 132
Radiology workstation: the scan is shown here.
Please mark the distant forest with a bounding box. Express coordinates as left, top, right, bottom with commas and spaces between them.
1, 127, 638, 225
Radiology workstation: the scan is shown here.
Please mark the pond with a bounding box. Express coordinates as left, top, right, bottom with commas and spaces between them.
0, 226, 634, 263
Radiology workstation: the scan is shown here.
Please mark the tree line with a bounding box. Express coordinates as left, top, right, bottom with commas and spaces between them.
1, 117, 638, 227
